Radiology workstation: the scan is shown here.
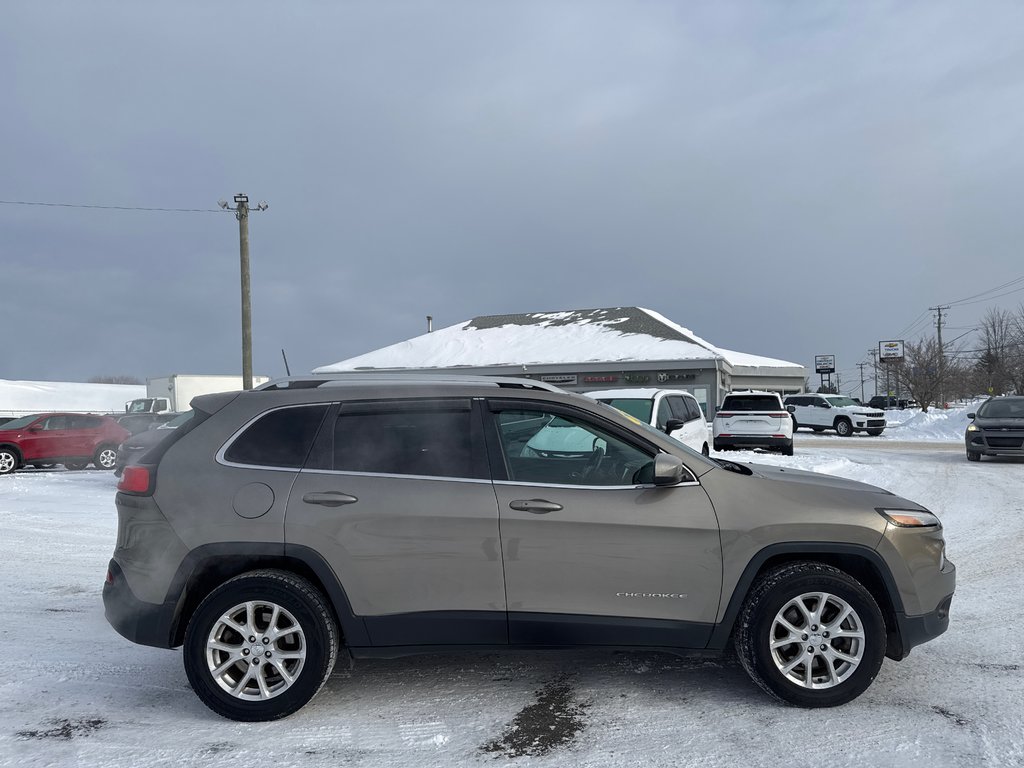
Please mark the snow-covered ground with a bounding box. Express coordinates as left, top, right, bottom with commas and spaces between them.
1, 437, 1021, 767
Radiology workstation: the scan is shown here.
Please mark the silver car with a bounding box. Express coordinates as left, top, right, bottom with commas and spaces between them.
103, 374, 955, 721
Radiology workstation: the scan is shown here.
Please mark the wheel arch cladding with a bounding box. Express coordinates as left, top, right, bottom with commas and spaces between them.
169, 544, 368, 648
708, 544, 904, 658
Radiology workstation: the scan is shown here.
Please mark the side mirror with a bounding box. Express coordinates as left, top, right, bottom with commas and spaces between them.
786, 405, 796, 413
967, 412, 976, 420
29, 425, 42, 433
653, 454, 686, 486
664, 418, 686, 433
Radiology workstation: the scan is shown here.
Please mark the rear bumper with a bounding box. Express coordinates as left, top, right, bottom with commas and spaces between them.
103, 559, 178, 649
714, 435, 791, 450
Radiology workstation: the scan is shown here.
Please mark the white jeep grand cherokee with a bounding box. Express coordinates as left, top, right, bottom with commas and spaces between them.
784, 394, 886, 437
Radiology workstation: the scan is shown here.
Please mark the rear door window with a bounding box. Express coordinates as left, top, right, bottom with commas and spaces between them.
332, 402, 475, 479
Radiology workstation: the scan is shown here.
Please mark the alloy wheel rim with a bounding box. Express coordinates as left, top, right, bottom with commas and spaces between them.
769, 591, 865, 689
98, 449, 116, 468
0, 452, 14, 472
205, 600, 307, 700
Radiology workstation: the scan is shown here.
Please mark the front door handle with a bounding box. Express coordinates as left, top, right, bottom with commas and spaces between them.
509, 499, 563, 514
302, 491, 358, 507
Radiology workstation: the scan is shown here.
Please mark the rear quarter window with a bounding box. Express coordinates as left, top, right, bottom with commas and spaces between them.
223, 405, 329, 468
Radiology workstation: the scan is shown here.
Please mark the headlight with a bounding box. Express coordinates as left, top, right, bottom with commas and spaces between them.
877, 508, 940, 527
966, 424, 980, 432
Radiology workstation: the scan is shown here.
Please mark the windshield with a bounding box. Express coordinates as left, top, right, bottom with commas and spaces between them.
161, 410, 195, 429
978, 398, 1024, 419
594, 402, 716, 468
0, 415, 41, 430
127, 399, 156, 414
597, 398, 653, 423
721, 395, 781, 411
826, 397, 860, 408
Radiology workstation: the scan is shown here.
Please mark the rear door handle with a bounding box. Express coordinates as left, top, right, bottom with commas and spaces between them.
509, 499, 563, 514
302, 492, 358, 507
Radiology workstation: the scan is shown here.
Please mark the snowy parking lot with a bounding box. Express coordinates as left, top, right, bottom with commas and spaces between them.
1, 428, 1022, 767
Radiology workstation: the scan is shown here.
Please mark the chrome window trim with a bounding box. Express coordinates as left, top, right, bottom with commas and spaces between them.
216, 403, 331, 471
493, 479, 701, 490
298, 468, 491, 484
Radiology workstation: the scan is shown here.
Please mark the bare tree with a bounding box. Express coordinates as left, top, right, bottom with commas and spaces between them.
895, 337, 960, 413
974, 307, 1017, 396
88, 375, 142, 385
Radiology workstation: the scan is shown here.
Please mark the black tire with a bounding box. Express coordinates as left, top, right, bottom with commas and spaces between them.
834, 418, 853, 437
811, 427, 825, 433
183, 570, 338, 721
866, 429, 884, 437
63, 461, 88, 471
701, 443, 710, 457
93, 444, 118, 470
735, 561, 885, 708
0, 447, 19, 475
780, 442, 794, 456
967, 451, 981, 462
791, 416, 799, 432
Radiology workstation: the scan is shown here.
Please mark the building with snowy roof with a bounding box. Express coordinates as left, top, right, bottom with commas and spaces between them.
314, 307, 806, 415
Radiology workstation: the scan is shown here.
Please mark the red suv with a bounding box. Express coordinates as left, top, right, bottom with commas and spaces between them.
0, 413, 130, 474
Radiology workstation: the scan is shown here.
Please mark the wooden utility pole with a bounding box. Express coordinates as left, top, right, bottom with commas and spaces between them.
220, 193, 268, 390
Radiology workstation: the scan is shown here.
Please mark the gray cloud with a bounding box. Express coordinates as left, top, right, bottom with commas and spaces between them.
3, 1, 1023, 390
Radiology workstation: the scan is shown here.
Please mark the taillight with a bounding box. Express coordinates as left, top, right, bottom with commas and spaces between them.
716, 412, 736, 418
769, 413, 789, 418
118, 466, 151, 494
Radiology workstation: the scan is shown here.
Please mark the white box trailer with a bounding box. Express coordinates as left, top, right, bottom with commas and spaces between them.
125, 374, 270, 414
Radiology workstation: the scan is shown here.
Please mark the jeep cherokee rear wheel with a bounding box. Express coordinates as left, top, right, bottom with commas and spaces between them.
735, 562, 885, 707
183, 570, 338, 721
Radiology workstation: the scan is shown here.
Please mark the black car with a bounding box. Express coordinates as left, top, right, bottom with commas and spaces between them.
116, 412, 178, 436
113, 411, 194, 476
965, 396, 1024, 461
867, 396, 917, 410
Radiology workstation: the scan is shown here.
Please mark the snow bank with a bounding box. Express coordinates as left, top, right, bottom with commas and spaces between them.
0, 379, 145, 417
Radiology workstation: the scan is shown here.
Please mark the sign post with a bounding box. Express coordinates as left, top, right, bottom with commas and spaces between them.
814, 354, 836, 393
878, 341, 905, 404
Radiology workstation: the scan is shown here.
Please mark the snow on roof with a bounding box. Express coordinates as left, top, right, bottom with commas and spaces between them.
315, 307, 801, 372
0, 379, 145, 417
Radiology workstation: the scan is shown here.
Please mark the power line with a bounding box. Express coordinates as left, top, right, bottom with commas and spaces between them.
0, 199, 227, 214
943, 274, 1024, 307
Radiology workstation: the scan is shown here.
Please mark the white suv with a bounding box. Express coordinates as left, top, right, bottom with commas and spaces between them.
585, 388, 710, 455
784, 394, 886, 437
712, 391, 793, 455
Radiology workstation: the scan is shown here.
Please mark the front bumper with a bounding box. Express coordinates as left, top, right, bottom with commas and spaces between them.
103, 559, 178, 649
966, 432, 1024, 456
891, 592, 954, 659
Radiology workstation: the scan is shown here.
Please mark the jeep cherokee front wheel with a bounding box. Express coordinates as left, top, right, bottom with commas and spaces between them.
183, 570, 338, 721
735, 562, 885, 707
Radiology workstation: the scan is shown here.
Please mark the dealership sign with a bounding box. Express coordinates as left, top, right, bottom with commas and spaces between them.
814, 355, 836, 374
879, 340, 905, 361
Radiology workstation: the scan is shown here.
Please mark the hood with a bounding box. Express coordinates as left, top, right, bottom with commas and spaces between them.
744, 462, 894, 495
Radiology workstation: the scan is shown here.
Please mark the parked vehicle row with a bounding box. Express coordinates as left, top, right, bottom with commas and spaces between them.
785, 394, 886, 437
0, 413, 130, 474
104, 374, 954, 721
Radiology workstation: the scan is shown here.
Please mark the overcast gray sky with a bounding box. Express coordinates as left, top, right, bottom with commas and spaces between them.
3, 1, 1023, 394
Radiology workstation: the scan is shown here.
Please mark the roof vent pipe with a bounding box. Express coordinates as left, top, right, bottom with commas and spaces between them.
427, 315, 433, 333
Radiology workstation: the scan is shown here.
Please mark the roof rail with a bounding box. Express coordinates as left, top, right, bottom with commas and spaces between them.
254, 373, 564, 393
